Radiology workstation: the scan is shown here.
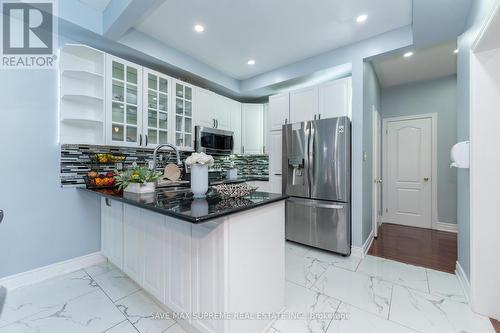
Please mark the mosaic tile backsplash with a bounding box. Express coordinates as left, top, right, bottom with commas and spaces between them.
60, 144, 269, 187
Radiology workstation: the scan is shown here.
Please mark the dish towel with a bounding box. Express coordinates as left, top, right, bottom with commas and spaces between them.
0, 286, 6, 317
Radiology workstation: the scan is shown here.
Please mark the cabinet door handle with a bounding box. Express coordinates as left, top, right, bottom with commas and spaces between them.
314, 114, 317, 120
285, 118, 288, 124
212, 119, 216, 128
105, 198, 111, 207
216, 119, 219, 128
318, 114, 321, 119
139, 134, 143, 146
0, 210, 4, 224
242, 146, 245, 154
145, 135, 148, 146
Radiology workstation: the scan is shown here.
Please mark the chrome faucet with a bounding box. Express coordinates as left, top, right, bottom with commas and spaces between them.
152, 144, 182, 171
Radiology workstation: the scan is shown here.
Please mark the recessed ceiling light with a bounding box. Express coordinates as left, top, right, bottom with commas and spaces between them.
403, 51, 414, 58
356, 14, 368, 23
454, 49, 459, 54
247, 59, 256, 65
194, 24, 204, 33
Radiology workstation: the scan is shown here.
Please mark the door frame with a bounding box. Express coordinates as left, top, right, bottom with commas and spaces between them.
372, 106, 381, 238
381, 113, 438, 229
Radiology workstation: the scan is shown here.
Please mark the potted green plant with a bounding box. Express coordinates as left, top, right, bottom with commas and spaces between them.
115, 166, 162, 194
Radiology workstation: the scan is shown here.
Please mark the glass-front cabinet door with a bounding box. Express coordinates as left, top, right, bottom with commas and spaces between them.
173, 79, 194, 150
105, 55, 143, 147
143, 69, 170, 148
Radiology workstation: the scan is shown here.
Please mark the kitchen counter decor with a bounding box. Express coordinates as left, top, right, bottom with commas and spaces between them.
115, 166, 162, 194
213, 183, 258, 198
185, 152, 214, 198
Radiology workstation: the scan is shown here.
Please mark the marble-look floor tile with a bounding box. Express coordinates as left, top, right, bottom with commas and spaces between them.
164, 323, 189, 332
104, 320, 139, 333
286, 241, 312, 257
273, 281, 340, 333
426, 269, 467, 303
0, 270, 99, 327
389, 285, 495, 333
307, 249, 362, 272
84, 261, 117, 279
313, 267, 393, 319
286, 250, 328, 288
327, 302, 417, 333
357, 256, 429, 292
0, 289, 126, 333
92, 268, 141, 302
115, 290, 175, 333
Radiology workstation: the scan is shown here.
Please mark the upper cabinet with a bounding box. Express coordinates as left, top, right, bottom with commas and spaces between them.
229, 100, 242, 154
194, 87, 233, 130
318, 77, 352, 120
241, 104, 264, 154
195, 88, 215, 128
289, 86, 318, 124
269, 92, 290, 131
173, 80, 195, 150
59, 44, 106, 145
143, 69, 171, 148
106, 55, 143, 147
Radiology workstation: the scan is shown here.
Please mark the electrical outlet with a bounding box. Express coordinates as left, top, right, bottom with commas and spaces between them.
148, 161, 155, 170
116, 163, 123, 170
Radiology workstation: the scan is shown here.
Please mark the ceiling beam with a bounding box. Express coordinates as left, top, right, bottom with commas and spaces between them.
103, 0, 166, 40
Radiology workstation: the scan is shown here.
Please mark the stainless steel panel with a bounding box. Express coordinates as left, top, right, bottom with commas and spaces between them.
309, 117, 350, 202
282, 121, 310, 198
285, 197, 350, 255
195, 126, 234, 155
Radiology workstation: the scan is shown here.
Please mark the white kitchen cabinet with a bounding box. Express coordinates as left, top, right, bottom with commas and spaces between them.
212, 94, 231, 130
195, 88, 216, 128
269, 92, 290, 131
263, 103, 269, 153
318, 77, 352, 119
105, 55, 143, 147
269, 131, 282, 176
173, 79, 195, 150
101, 198, 123, 269
142, 68, 171, 147
289, 86, 318, 124
142, 210, 167, 303
241, 103, 264, 154
229, 100, 242, 154
165, 217, 192, 315
123, 205, 145, 284
191, 222, 225, 333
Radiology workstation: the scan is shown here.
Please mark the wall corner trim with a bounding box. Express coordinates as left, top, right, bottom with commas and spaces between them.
0, 252, 106, 291
456, 260, 471, 304
351, 229, 375, 258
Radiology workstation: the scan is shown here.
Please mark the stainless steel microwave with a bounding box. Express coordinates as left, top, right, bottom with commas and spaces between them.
195, 126, 234, 155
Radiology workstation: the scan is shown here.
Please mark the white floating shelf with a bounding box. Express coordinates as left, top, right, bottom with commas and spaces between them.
62, 69, 104, 81
61, 94, 104, 105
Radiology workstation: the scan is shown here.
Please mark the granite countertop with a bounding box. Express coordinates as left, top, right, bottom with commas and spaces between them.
80, 187, 287, 223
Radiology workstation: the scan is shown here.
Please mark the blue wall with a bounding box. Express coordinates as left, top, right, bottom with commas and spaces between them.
0, 63, 101, 279
456, 0, 497, 280
361, 63, 381, 244
381, 75, 458, 225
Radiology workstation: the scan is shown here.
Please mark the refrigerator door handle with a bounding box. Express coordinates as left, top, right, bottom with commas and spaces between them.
287, 198, 344, 209
308, 122, 315, 193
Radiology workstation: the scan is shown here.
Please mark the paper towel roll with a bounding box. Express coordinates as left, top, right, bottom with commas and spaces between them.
450, 141, 469, 168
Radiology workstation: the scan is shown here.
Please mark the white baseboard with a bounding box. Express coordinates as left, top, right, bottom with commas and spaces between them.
351, 229, 374, 258
456, 261, 471, 304
435, 221, 458, 233
0, 252, 106, 291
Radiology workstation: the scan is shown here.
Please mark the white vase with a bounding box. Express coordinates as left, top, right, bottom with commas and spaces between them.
190, 164, 209, 198
124, 182, 155, 194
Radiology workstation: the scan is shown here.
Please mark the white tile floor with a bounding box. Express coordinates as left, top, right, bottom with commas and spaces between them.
0, 242, 495, 333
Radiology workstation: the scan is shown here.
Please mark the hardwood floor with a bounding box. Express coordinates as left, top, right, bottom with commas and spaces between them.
491, 319, 500, 333
367, 223, 457, 273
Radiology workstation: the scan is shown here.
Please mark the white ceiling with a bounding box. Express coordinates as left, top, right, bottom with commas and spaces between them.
134, 0, 412, 80
78, 0, 111, 12
372, 41, 458, 87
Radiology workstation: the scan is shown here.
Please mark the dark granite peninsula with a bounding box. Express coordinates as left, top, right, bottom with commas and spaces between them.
80, 187, 286, 223
83, 186, 286, 333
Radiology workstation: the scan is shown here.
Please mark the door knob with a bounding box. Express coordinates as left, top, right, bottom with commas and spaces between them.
424, 177, 430, 182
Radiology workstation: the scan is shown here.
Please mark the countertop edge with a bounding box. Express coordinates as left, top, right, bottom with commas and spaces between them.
78, 188, 288, 223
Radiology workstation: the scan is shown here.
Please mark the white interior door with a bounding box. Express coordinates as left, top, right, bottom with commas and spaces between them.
372, 107, 381, 237
385, 117, 432, 229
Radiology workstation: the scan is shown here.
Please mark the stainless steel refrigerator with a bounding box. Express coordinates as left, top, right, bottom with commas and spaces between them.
282, 116, 351, 255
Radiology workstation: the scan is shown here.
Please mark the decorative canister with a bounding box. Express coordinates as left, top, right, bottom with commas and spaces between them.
190, 164, 209, 198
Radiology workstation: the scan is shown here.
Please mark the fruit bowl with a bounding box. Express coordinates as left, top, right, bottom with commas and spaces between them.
84, 171, 117, 189
212, 183, 258, 198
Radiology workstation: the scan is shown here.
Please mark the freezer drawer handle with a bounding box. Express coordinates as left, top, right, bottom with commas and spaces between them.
287, 198, 343, 209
